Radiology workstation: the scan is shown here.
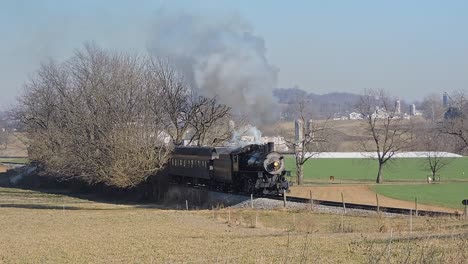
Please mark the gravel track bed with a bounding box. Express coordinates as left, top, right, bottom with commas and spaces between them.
207, 191, 399, 217
232, 198, 400, 216
165, 186, 400, 216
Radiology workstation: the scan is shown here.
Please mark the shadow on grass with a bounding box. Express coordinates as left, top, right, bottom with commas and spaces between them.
0, 203, 85, 210
0, 166, 250, 211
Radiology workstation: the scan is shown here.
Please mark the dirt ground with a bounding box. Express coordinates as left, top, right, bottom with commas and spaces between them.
0, 165, 7, 173
290, 185, 456, 213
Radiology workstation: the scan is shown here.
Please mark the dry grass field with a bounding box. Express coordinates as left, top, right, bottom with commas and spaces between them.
0, 187, 467, 263
262, 120, 370, 152
0, 133, 28, 157
265, 118, 426, 152
1, 124, 467, 263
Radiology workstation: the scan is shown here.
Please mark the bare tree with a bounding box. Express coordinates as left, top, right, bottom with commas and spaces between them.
357, 89, 414, 184
149, 60, 231, 146
150, 59, 193, 146
15, 44, 232, 188
440, 90, 468, 154
187, 96, 231, 146
15, 44, 172, 188
283, 97, 332, 185
419, 128, 454, 182
193, 115, 238, 147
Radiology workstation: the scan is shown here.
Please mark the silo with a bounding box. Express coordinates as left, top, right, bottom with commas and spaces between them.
295, 119, 304, 143
443, 92, 449, 108
409, 104, 416, 116
395, 100, 401, 114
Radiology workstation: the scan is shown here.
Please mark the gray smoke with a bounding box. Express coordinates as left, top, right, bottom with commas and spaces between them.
148, 9, 279, 124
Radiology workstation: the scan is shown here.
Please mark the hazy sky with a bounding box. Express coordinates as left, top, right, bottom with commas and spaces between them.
1, 0, 468, 106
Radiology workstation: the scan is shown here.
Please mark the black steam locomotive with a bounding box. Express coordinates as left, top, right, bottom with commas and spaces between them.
168, 142, 290, 195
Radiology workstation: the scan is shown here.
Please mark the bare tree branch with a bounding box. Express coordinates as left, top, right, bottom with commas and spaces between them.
281, 96, 334, 185
357, 89, 414, 183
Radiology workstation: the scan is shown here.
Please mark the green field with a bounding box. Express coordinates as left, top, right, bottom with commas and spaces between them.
285, 156, 468, 209
285, 156, 468, 182
373, 183, 468, 210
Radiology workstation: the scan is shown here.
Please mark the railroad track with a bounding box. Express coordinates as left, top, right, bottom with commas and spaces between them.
266, 195, 460, 217
173, 185, 460, 217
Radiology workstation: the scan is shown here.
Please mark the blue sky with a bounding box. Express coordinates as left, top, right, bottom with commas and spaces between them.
1, 0, 468, 106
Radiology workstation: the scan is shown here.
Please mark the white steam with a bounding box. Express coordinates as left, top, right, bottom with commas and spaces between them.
148, 9, 279, 124
229, 125, 263, 147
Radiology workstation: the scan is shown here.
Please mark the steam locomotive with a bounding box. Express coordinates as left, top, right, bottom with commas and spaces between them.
168, 142, 290, 195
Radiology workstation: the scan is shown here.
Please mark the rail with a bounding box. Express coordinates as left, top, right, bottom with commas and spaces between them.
267, 195, 459, 217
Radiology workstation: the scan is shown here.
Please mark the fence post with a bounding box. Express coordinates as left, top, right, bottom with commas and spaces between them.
376, 193, 380, 214
309, 190, 313, 211
464, 203, 467, 221
341, 209, 345, 233
186, 200, 189, 211
341, 192, 346, 214
283, 192, 287, 207
251, 194, 254, 209
415, 197, 418, 217
409, 209, 413, 234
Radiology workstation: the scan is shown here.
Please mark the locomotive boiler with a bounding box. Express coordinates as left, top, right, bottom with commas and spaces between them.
168, 142, 290, 195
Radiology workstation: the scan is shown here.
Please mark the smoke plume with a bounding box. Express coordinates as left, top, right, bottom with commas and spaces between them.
148, 9, 279, 124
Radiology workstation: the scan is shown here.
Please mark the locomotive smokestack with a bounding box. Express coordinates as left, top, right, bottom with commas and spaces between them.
267, 142, 274, 152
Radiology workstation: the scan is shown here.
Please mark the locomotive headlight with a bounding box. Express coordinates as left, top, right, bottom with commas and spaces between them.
264, 152, 284, 175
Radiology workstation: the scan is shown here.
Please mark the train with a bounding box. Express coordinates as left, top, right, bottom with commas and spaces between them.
168, 142, 290, 195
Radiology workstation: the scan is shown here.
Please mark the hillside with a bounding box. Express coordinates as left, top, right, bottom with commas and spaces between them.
262, 117, 433, 152
273, 88, 361, 118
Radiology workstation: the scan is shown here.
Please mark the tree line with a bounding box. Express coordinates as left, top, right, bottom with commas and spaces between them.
286, 88, 468, 185
11, 44, 468, 188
